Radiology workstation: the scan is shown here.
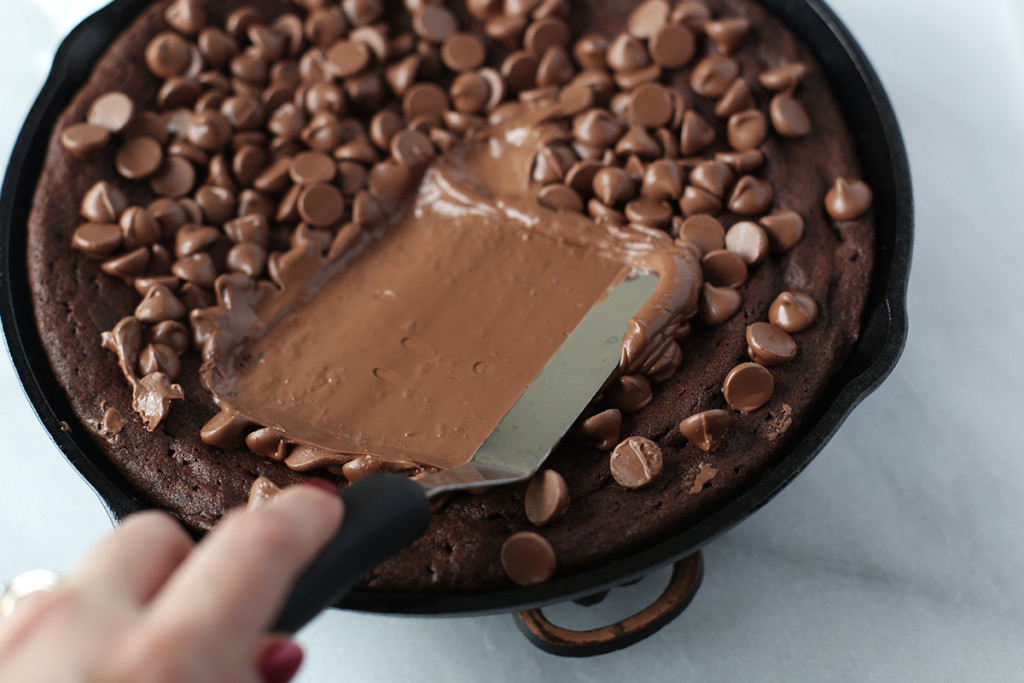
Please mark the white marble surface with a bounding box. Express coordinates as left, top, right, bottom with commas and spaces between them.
2, 0, 1023, 680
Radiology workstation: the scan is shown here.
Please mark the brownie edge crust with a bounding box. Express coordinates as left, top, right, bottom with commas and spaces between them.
27, 0, 873, 594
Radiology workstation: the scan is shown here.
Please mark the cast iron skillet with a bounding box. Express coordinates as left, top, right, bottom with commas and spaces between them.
0, 0, 912, 620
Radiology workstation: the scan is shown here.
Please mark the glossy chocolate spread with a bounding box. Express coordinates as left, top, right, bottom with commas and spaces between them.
194, 102, 701, 469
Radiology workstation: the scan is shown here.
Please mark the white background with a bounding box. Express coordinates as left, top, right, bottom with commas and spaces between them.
2, 0, 1023, 680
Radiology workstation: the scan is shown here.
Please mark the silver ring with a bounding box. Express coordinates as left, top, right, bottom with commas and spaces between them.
0, 570, 63, 618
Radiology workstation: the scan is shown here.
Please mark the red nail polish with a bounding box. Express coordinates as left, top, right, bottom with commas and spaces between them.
259, 639, 304, 683
301, 479, 338, 496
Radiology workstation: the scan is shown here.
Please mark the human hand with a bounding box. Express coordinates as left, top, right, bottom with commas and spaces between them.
0, 481, 343, 683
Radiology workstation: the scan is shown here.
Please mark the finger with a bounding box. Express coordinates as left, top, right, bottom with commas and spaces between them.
144, 484, 342, 641
256, 635, 304, 683
69, 510, 194, 605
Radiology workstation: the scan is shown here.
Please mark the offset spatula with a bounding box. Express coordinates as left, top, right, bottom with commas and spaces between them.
272, 273, 659, 632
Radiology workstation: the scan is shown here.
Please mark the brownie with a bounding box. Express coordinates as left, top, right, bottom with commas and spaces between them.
27, 0, 873, 592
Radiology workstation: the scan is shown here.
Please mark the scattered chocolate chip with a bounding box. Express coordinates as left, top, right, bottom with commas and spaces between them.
402, 82, 448, 120
759, 62, 807, 92
537, 183, 583, 212
770, 93, 812, 137
689, 160, 734, 198
825, 178, 873, 220
641, 159, 683, 201
575, 408, 621, 450
135, 283, 186, 323
297, 183, 346, 227
115, 136, 164, 180
689, 462, 718, 493
625, 197, 672, 228
714, 79, 753, 118
690, 55, 739, 98
524, 17, 570, 55
119, 207, 162, 249
759, 209, 804, 252
164, 0, 205, 35
723, 362, 774, 413
698, 282, 742, 326
81, 181, 127, 223
627, 0, 670, 38
524, 469, 570, 526
649, 24, 695, 69
604, 373, 652, 413
725, 220, 769, 265
701, 249, 748, 287
138, 343, 181, 381
746, 322, 797, 366
102, 247, 150, 279
501, 531, 556, 586
610, 436, 663, 489
727, 175, 773, 215
60, 123, 110, 160
390, 129, 436, 167
627, 83, 674, 128
149, 156, 196, 198
678, 409, 731, 452
727, 109, 768, 151
145, 32, 192, 79
325, 39, 371, 79
679, 110, 715, 155
290, 150, 337, 184
679, 185, 722, 217
149, 320, 191, 355
591, 166, 637, 206
768, 291, 818, 333
87, 91, 135, 135
677, 215, 725, 254
705, 17, 750, 54
247, 476, 282, 509
72, 223, 122, 259
412, 5, 458, 43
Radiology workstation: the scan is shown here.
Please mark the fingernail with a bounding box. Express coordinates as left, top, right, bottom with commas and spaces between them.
301, 479, 338, 496
259, 638, 304, 683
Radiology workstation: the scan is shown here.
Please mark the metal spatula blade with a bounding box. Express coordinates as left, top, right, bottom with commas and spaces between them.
417, 272, 659, 495
273, 273, 659, 632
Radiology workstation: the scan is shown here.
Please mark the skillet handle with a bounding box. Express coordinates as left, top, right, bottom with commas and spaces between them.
272, 473, 431, 633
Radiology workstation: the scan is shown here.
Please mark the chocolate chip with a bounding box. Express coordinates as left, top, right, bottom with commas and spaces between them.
501, 532, 556, 586
698, 282, 741, 326
627, 83, 674, 129
199, 27, 239, 67
174, 224, 221, 258
60, 123, 109, 160
289, 151, 337, 185
87, 91, 135, 134
172, 252, 218, 288
412, 5, 458, 43
297, 183, 345, 227
145, 32, 192, 79
627, 0, 669, 39
610, 436, 663, 489
689, 160, 735, 198
226, 6, 266, 39
571, 34, 608, 70
572, 108, 623, 148
714, 79, 753, 118
524, 17, 570, 55
606, 33, 648, 73
825, 178, 873, 220
149, 320, 191, 355
715, 149, 764, 174
575, 408, 621, 450
648, 23, 695, 69
612, 63, 662, 91
690, 55, 739, 99
701, 249, 748, 287
679, 185, 721, 217
678, 409, 731, 452
591, 167, 637, 206
705, 17, 750, 54
679, 110, 715, 156
164, 0, 205, 35
196, 185, 238, 225
604, 373, 652, 413
304, 8, 348, 47
770, 93, 812, 138
678, 215, 725, 254
537, 183, 583, 212
727, 109, 768, 151
746, 322, 797, 366
625, 197, 672, 228
81, 181, 127, 222
725, 221, 769, 265
759, 63, 807, 92
484, 13, 528, 46
101, 247, 150, 280
722, 362, 774, 413
615, 126, 661, 158
669, 1, 711, 31
524, 469, 570, 526
135, 284, 186, 323
536, 46, 575, 87
119, 207, 161, 249
760, 209, 804, 252
439, 33, 486, 72
71, 223, 121, 259
390, 129, 436, 167
587, 198, 626, 225
402, 82, 448, 121
114, 136, 163, 181
769, 291, 818, 333
138, 343, 181, 381
449, 72, 490, 113
728, 176, 773, 215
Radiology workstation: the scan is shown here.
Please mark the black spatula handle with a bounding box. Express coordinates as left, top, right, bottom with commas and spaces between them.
272, 473, 431, 633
